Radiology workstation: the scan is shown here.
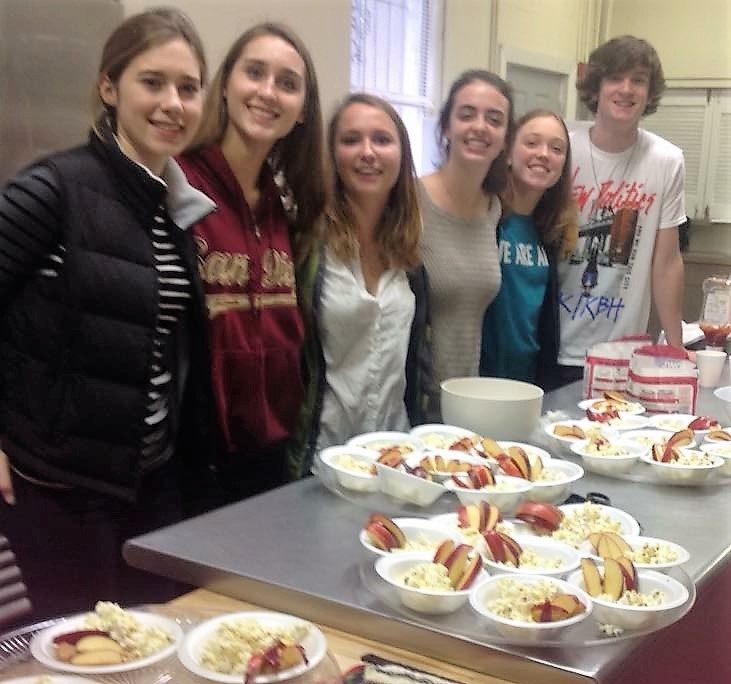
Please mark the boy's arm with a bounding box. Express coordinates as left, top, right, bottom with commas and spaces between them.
652, 226, 684, 349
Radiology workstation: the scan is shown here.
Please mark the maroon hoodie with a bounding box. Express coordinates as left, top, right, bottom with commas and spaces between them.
177, 145, 304, 454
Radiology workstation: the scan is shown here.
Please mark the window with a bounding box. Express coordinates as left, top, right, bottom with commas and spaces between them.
642, 89, 731, 223
350, 0, 443, 173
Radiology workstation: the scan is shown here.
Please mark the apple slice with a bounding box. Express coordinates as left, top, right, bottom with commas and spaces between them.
688, 415, 720, 431
708, 429, 731, 441
443, 543, 472, 587
479, 501, 501, 531
455, 552, 483, 590
482, 530, 506, 563
70, 650, 124, 666
376, 448, 403, 468
552, 592, 586, 617
530, 600, 571, 623
55, 642, 78, 662
603, 390, 627, 402
457, 504, 479, 529
580, 557, 603, 597
667, 428, 693, 448
364, 522, 396, 551
616, 556, 638, 591
496, 454, 522, 478
478, 437, 508, 461
420, 454, 436, 471
603, 532, 632, 557
515, 501, 564, 533
468, 465, 495, 488
53, 629, 110, 646
366, 514, 406, 549
450, 474, 470, 489
497, 531, 523, 566
587, 532, 603, 553
553, 424, 586, 439
602, 558, 626, 601
433, 539, 456, 565
75, 635, 122, 654
651, 444, 672, 463
586, 408, 612, 423
530, 455, 544, 481
448, 436, 475, 452
506, 446, 532, 479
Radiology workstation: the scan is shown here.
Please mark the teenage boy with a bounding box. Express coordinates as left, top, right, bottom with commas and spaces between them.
557, 35, 685, 383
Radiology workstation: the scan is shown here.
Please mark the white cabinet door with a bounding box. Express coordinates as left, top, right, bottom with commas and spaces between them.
706, 90, 731, 223
641, 89, 713, 220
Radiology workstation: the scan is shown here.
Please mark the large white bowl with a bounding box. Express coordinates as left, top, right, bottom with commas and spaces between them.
318, 445, 378, 492
178, 611, 327, 683
359, 517, 462, 557
700, 441, 731, 476
443, 475, 532, 514
469, 574, 592, 640
566, 568, 689, 630
441, 377, 543, 441
477, 536, 580, 579
713, 386, 731, 424
570, 440, 644, 476
578, 534, 690, 572
375, 551, 487, 615
639, 449, 724, 483
409, 423, 478, 451
526, 460, 584, 503
375, 463, 446, 506
30, 610, 182, 675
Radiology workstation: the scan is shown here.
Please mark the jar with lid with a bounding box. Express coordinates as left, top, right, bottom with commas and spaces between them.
699, 274, 731, 350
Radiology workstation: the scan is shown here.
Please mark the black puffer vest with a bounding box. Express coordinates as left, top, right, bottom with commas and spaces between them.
0, 130, 208, 501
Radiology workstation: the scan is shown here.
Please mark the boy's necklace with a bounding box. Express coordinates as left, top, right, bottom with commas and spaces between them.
588, 129, 638, 219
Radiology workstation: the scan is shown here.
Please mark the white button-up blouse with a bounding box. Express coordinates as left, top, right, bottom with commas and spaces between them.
317, 247, 416, 449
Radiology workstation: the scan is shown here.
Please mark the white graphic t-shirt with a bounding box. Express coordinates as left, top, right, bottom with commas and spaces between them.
557, 123, 686, 366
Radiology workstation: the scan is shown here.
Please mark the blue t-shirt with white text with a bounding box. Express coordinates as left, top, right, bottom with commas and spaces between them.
480, 213, 549, 382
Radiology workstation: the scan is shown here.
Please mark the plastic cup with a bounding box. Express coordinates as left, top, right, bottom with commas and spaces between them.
696, 349, 728, 388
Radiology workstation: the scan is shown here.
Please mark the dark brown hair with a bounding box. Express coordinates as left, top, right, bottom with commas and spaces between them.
324, 93, 421, 270
502, 109, 575, 248
577, 35, 666, 116
436, 69, 515, 194
188, 22, 326, 241
93, 7, 207, 130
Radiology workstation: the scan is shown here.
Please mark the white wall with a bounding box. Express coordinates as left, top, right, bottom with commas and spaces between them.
607, 0, 731, 84
121, 0, 351, 117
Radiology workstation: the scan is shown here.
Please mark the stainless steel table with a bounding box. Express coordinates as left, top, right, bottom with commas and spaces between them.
124, 383, 731, 683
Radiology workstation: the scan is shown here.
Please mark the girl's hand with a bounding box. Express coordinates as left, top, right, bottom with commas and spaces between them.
0, 449, 15, 505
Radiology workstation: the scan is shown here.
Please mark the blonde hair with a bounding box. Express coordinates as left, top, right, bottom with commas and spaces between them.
323, 93, 421, 271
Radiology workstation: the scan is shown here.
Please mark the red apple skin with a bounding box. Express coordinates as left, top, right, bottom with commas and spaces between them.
365, 522, 397, 551
443, 544, 472, 586
368, 514, 406, 548
53, 629, 109, 646
482, 530, 506, 563
433, 539, 456, 565
497, 454, 523, 478
450, 474, 470, 489
480, 501, 501, 531
455, 553, 483, 590
515, 501, 564, 532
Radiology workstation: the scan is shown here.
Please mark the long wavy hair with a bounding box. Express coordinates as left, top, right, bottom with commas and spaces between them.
501, 109, 576, 250
323, 93, 421, 271
577, 35, 666, 116
187, 22, 326, 244
436, 69, 515, 195
93, 7, 207, 134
